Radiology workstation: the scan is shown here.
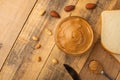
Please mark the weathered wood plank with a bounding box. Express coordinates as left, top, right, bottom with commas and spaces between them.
38, 0, 119, 80
116, 72, 120, 80
79, 41, 120, 80
0, 0, 37, 69
0, 0, 78, 80
0, 0, 120, 80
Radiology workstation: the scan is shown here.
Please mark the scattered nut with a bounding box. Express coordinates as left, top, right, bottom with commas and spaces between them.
50, 10, 60, 18
32, 54, 41, 62
39, 9, 46, 16
52, 58, 58, 64
64, 5, 75, 12
35, 43, 41, 49
32, 36, 39, 41
45, 28, 52, 36
86, 3, 97, 9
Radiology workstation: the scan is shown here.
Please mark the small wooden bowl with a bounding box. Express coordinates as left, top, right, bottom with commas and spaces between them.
55, 16, 93, 55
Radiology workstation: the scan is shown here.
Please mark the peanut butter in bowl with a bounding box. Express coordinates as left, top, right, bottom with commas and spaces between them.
55, 16, 93, 55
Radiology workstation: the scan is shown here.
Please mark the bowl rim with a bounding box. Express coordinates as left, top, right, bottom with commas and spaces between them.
55, 16, 94, 55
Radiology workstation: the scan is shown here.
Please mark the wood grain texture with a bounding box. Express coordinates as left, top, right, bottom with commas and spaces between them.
38, 0, 119, 80
0, 0, 120, 80
113, 55, 120, 63
0, 0, 78, 80
116, 72, 120, 80
0, 0, 37, 69
79, 41, 120, 80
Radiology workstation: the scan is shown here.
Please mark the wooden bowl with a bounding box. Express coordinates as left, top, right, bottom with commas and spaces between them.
55, 16, 93, 55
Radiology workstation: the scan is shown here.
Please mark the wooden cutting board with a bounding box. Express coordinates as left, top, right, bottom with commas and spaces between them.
79, 40, 120, 80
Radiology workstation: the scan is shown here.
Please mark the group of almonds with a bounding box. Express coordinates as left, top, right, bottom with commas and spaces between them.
31, 3, 97, 64
50, 5, 75, 18
50, 3, 97, 18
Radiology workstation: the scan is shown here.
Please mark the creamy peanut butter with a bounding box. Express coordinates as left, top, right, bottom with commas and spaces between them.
55, 16, 93, 55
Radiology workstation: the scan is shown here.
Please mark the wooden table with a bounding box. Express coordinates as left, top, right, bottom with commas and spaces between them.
0, 0, 120, 80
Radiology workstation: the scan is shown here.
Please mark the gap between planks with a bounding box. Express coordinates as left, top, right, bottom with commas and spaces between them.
0, 0, 38, 71
0, 0, 76, 79
36, 0, 80, 79
37, 0, 119, 80
0, 0, 38, 70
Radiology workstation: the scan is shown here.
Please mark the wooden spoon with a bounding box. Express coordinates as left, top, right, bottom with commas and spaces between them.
89, 60, 113, 80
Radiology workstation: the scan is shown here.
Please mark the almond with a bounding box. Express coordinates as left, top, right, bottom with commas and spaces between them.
64, 5, 75, 12
50, 10, 60, 18
86, 3, 97, 9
